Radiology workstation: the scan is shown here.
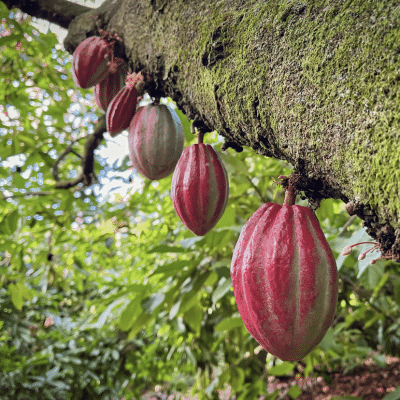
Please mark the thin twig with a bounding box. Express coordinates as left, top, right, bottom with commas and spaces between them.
52, 137, 85, 181
338, 215, 357, 237
53, 115, 106, 189
2, 191, 54, 200
246, 177, 267, 203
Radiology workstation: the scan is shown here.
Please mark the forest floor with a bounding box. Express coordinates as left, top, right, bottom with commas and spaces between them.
142, 355, 400, 400
268, 355, 400, 400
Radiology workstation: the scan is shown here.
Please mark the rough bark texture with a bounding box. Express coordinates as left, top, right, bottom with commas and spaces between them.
2, 0, 90, 29
10, 0, 400, 259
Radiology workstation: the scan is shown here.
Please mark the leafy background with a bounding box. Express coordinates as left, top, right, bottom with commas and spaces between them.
1, 3, 400, 399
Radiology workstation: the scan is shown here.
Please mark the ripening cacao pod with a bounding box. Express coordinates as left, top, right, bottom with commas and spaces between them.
231, 188, 338, 361
171, 139, 229, 236
71, 36, 112, 89
94, 59, 127, 112
128, 104, 184, 180
106, 72, 144, 137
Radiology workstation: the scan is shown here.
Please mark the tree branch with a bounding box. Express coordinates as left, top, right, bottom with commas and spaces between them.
54, 115, 107, 189
3, 0, 91, 29
2, 191, 54, 200
52, 137, 85, 182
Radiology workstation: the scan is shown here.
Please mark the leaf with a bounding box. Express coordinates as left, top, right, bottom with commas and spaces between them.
141, 292, 165, 314
151, 260, 188, 275
288, 385, 302, 399
183, 305, 203, 336
215, 316, 244, 332
214, 203, 235, 230
0, 34, 24, 46
96, 298, 126, 328
8, 283, 23, 310
268, 362, 295, 376
16, 281, 33, 301
383, 385, 400, 400
147, 244, 184, 253
128, 312, 152, 339
359, 261, 385, 288
212, 277, 232, 303
331, 397, 362, 400
118, 297, 142, 331
229, 367, 245, 392
394, 277, 400, 307
318, 327, 336, 352
1, 209, 19, 234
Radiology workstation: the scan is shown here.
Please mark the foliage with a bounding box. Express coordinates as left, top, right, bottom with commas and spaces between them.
1, 3, 400, 399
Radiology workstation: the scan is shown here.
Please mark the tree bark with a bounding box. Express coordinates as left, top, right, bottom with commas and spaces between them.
7, 0, 400, 260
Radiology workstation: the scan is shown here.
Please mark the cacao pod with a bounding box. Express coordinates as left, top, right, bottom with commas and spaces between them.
71, 36, 112, 89
171, 143, 229, 236
231, 201, 338, 361
128, 104, 184, 180
106, 72, 144, 136
94, 59, 127, 112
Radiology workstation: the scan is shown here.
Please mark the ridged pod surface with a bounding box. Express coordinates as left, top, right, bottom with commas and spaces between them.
171, 144, 229, 236
128, 104, 184, 180
72, 37, 111, 89
106, 87, 137, 137
231, 203, 338, 361
94, 60, 127, 112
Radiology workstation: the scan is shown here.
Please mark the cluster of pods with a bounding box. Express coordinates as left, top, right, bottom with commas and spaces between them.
72, 34, 339, 362
71, 34, 230, 236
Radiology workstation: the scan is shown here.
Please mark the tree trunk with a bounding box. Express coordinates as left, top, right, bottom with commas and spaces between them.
6, 0, 400, 260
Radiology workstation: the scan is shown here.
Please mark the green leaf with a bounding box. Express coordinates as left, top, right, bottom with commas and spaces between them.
394, 277, 400, 307
141, 292, 165, 314
359, 261, 385, 289
318, 327, 336, 352
268, 362, 295, 377
16, 281, 33, 301
212, 277, 232, 303
183, 305, 203, 336
151, 260, 188, 275
96, 298, 126, 328
8, 283, 23, 310
128, 312, 152, 339
214, 203, 235, 230
288, 385, 302, 399
215, 316, 244, 332
383, 385, 400, 400
118, 297, 142, 331
147, 244, 184, 253
229, 367, 245, 392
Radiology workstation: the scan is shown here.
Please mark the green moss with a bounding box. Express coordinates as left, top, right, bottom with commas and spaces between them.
139, 0, 400, 223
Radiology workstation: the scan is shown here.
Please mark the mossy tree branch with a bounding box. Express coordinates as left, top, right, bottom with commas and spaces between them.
9, 0, 400, 259
2, 0, 91, 29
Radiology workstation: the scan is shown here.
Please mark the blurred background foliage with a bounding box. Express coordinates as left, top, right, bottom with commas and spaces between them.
1, 3, 400, 399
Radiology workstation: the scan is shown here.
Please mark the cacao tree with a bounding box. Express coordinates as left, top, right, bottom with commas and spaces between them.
4, 0, 400, 260
1, 0, 400, 399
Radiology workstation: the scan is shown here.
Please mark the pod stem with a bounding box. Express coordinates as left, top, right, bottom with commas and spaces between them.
198, 132, 204, 144
283, 185, 297, 206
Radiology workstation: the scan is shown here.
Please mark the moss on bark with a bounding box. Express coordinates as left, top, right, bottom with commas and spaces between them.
64, 0, 400, 259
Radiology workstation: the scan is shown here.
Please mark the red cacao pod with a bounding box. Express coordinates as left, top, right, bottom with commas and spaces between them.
231, 201, 338, 361
171, 143, 229, 236
71, 36, 112, 89
128, 104, 184, 180
106, 72, 144, 136
94, 59, 127, 112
